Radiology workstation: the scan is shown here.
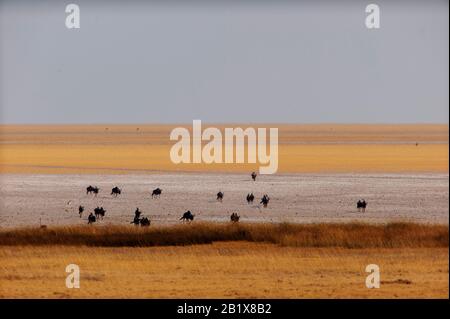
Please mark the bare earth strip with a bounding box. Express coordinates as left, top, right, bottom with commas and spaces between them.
0, 244, 447, 298
0, 173, 448, 228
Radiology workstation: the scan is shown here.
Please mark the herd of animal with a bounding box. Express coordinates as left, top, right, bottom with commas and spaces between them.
79, 172, 268, 226
77, 172, 368, 226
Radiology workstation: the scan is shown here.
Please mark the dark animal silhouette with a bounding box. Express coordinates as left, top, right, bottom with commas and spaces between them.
357, 199, 368, 213
131, 208, 143, 225
88, 213, 96, 224
260, 194, 270, 208
140, 217, 151, 227
152, 188, 162, 198
94, 207, 106, 219
134, 207, 142, 219
357, 200, 362, 212
251, 172, 257, 181
216, 191, 224, 202
230, 212, 240, 223
78, 205, 84, 218
180, 210, 195, 222
246, 193, 254, 204
131, 215, 140, 226
86, 185, 99, 196
111, 186, 121, 197
131, 214, 150, 227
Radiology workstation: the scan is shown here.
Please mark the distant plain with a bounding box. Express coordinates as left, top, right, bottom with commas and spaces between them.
0, 124, 448, 298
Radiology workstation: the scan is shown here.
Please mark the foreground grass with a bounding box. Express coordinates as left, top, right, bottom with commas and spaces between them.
0, 222, 447, 248
1, 223, 447, 298
0, 243, 448, 298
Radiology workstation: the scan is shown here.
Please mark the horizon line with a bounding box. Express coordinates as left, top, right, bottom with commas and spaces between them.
0, 122, 449, 126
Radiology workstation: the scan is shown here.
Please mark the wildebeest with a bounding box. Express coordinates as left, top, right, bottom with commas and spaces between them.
111, 186, 121, 197
140, 217, 151, 227
357, 199, 368, 212
94, 207, 106, 219
152, 188, 162, 198
88, 213, 96, 224
131, 215, 140, 225
251, 172, 257, 181
86, 185, 99, 196
246, 193, 254, 204
131, 208, 143, 225
78, 205, 84, 218
180, 210, 195, 222
230, 212, 240, 223
131, 213, 150, 226
260, 194, 270, 208
134, 207, 142, 219
217, 191, 224, 202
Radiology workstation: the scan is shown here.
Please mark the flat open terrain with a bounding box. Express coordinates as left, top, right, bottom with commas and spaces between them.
0, 124, 447, 299
0, 124, 448, 174
0, 243, 447, 298
0, 173, 448, 227
1, 124, 447, 228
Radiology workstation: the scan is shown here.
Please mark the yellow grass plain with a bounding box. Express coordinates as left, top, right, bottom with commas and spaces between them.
0, 124, 448, 174
0, 243, 447, 298
0, 223, 448, 298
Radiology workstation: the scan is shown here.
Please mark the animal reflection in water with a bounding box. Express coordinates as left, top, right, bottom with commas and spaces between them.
180, 210, 195, 222
357, 199, 368, 212
131, 208, 151, 227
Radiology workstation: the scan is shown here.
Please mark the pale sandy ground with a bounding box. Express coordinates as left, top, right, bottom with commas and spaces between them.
0, 173, 448, 228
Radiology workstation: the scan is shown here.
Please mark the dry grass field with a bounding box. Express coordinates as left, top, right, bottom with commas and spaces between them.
0, 222, 447, 247
0, 244, 448, 299
0, 223, 448, 298
0, 124, 448, 174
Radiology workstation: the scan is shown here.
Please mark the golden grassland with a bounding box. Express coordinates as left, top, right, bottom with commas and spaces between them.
0, 244, 447, 299
0, 124, 448, 174
0, 223, 448, 298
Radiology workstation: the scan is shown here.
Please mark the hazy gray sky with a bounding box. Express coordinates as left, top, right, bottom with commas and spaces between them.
0, 0, 448, 124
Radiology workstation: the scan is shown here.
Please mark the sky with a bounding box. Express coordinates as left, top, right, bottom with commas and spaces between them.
0, 0, 448, 124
